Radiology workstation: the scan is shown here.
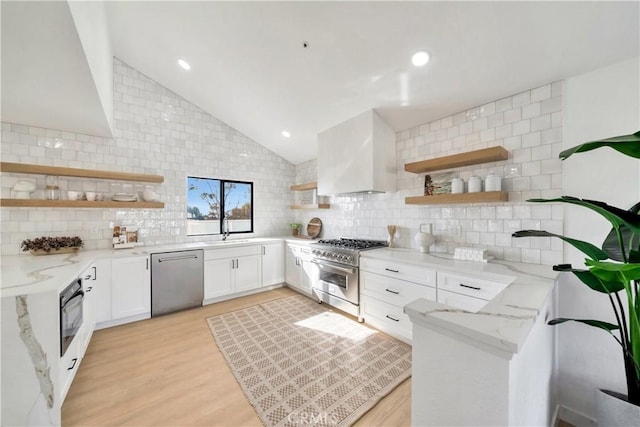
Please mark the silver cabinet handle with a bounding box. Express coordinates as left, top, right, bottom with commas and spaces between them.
86, 286, 93, 292
158, 255, 199, 262
385, 315, 400, 322
146, 258, 149, 270
459, 283, 481, 291
385, 288, 399, 295
92, 266, 97, 280
385, 268, 399, 273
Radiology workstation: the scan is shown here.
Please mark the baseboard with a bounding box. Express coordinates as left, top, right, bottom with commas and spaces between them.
555, 404, 597, 427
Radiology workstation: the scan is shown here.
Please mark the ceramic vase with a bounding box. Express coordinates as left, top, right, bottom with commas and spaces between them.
414, 224, 435, 253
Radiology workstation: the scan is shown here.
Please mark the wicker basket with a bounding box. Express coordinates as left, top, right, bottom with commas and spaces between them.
30, 247, 80, 256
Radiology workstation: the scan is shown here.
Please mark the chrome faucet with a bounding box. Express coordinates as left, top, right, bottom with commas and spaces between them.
222, 217, 229, 240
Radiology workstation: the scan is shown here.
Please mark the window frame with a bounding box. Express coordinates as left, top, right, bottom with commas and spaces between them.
186, 176, 254, 236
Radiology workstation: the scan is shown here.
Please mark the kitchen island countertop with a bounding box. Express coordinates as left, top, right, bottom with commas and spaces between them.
360, 248, 558, 355
1, 237, 287, 298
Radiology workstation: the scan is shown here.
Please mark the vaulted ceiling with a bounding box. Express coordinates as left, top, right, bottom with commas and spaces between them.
3, 1, 639, 164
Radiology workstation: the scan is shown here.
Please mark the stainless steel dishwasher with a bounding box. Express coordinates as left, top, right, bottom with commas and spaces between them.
150, 249, 204, 316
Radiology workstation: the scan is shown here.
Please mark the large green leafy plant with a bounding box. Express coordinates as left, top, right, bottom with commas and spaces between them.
513, 131, 640, 405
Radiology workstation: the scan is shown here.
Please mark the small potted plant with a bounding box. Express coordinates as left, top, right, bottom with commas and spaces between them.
290, 223, 301, 237
21, 236, 84, 255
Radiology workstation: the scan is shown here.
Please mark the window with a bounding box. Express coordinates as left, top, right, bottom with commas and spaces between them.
187, 176, 253, 236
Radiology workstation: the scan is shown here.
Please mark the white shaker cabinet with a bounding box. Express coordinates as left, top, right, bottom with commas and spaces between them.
284, 243, 313, 295
92, 258, 113, 327
203, 245, 262, 303
261, 241, 284, 286
111, 255, 151, 321
360, 256, 437, 343
79, 263, 96, 350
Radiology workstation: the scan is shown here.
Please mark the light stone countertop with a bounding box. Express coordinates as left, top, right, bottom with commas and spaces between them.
360, 248, 558, 355
1, 237, 291, 298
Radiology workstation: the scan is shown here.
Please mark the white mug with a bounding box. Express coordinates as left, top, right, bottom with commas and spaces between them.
85, 191, 98, 201
67, 190, 83, 200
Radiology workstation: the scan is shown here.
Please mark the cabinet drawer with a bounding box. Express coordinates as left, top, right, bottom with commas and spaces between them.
360, 257, 436, 286
437, 272, 510, 301
437, 289, 488, 313
204, 245, 261, 260
361, 271, 435, 307
361, 296, 412, 342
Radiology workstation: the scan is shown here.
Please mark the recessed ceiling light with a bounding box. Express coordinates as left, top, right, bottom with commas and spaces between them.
178, 59, 191, 70
411, 50, 430, 67
281, 130, 291, 138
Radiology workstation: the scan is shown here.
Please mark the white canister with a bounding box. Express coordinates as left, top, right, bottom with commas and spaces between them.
468, 176, 482, 193
485, 173, 502, 192
451, 178, 464, 194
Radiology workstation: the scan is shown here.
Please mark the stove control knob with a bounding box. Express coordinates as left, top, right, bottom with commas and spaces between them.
345, 255, 354, 263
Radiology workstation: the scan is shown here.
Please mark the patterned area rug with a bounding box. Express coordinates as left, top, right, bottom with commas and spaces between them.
207, 295, 412, 427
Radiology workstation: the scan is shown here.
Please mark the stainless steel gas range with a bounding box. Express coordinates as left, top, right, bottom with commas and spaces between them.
310, 238, 387, 319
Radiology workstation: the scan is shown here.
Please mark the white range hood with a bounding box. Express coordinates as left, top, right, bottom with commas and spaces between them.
317, 109, 396, 195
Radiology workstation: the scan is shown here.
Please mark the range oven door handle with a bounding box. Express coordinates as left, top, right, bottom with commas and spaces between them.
311, 260, 356, 275
62, 291, 84, 313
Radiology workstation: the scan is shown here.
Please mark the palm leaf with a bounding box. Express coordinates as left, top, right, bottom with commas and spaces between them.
527, 197, 640, 234
559, 131, 640, 160
512, 230, 608, 260
572, 269, 625, 294
602, 202, 640, 262
548, 317, 620, 331
585, 260, 640, 283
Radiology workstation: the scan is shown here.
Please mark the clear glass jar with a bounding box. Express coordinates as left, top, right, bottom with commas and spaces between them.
45, 175, 59, 200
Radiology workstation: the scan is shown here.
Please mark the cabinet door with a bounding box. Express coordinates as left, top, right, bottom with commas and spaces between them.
80, 264, 96, 351
204, 258, 234, 299
437, 289, 487, 313
285, 245, 301, 288
262, 242, 284, 286
235, 254, 262, 292
111, 256, 151, 319
299, 260, 315, 295
92, 258, 112, 325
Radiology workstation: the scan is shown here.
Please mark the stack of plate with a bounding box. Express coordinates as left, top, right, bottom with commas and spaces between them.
112, 193, 138, 202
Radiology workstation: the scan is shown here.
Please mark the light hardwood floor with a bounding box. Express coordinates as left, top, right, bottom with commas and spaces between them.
63, 287, 411, 426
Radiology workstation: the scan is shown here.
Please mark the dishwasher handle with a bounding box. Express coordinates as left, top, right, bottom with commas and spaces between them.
157, 254, 199, 263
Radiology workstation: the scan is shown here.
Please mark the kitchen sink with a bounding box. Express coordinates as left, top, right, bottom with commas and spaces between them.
216, 239, 250, 245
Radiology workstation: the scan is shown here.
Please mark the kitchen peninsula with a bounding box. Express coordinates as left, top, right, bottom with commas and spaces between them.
360, 249, 558, 426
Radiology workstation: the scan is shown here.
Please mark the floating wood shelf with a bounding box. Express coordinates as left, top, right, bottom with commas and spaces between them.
0, 199, 164, 209
290, 204, 330, 210
290, 182, 318, 191
0, 162, 164, 183
404, 146, 509, 174
405, 192, 509, 205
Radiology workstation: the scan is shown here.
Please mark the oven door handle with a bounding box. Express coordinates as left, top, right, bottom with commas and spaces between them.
311, 260, 356, 275
62, 291, 84, 313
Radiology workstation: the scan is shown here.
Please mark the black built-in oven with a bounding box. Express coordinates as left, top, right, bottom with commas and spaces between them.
60, 278, 84, 357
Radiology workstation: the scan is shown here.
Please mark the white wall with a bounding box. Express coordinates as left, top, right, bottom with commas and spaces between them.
296, 82, 565, 265
0, 59, 295, 255
67, 0, 114, 134
559, 56, 640, 422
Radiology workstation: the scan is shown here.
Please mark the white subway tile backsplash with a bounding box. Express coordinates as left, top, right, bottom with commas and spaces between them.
3, 61, 564, 266
504, 108, 522, 124
531, 85, 552, 102
1, 59, 295, 254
